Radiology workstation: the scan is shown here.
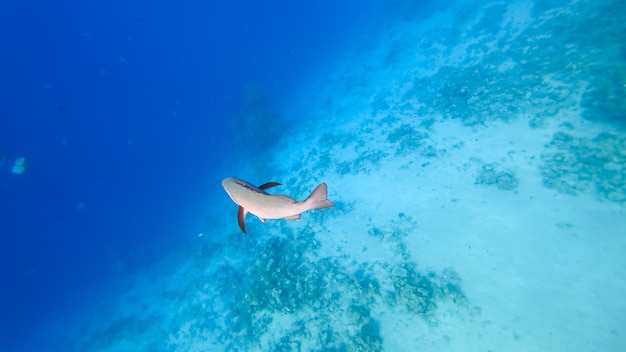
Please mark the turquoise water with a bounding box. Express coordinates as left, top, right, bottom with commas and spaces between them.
2, 0, 625, 351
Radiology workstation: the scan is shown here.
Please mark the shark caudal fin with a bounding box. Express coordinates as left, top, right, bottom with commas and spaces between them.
305, 183, 334, 210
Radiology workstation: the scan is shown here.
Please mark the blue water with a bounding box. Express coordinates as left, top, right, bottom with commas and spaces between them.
0, 1, 380, 350
2, 0, 625, 351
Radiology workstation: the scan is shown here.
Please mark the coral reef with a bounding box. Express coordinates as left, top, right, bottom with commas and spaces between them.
387, 263, 465, 318
475, 163, 519, 191
75, 164, 469, 352
336, 149, 388, 175
217, 225, 387, 351
387, 124, 430, 156
205, 213, 468, 350
541, 131, 626, 202
394, 0, 625, 128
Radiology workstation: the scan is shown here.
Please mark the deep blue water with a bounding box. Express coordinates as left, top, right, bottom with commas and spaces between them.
0, 1, 381, 350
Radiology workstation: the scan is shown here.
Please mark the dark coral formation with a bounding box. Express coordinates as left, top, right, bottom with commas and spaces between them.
392, 0, 626, 127
211, 214, 467, 350
387, 124, 430, 156
385, 123, 443, 160
336, 149, 388, 175
475, 163, 519, 191
387, 263, 466, 318
541, 131, 626, 202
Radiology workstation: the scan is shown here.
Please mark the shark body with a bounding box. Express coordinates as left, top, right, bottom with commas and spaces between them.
221, 177, 334, 233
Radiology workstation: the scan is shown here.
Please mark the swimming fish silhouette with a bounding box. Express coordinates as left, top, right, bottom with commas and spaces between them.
221, 177, 334, 233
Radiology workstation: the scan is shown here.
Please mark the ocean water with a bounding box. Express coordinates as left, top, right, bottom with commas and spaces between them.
1, 0, 624, 351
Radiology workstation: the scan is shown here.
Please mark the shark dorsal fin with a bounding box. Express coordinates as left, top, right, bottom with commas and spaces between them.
259, 182, 281, 190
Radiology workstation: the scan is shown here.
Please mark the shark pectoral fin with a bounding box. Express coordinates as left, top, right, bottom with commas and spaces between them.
259, 182, 281, 190
285, 214, 301, 221
238, 206, 248, 234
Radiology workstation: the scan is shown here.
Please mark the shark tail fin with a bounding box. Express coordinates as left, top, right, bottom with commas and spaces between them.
305, 183, 334, 210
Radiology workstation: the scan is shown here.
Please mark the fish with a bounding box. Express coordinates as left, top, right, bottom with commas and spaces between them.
221, 177, 334, 233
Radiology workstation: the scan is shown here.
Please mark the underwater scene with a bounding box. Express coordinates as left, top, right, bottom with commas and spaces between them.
1, 0, 625, 351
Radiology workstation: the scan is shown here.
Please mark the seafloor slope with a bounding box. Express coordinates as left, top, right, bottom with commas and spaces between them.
76, 0, 625, 350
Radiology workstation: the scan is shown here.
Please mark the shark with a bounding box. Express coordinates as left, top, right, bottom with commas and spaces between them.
221, 177, 334, 233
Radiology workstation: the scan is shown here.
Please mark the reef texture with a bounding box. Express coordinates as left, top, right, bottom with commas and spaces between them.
541, 131, 626, 202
